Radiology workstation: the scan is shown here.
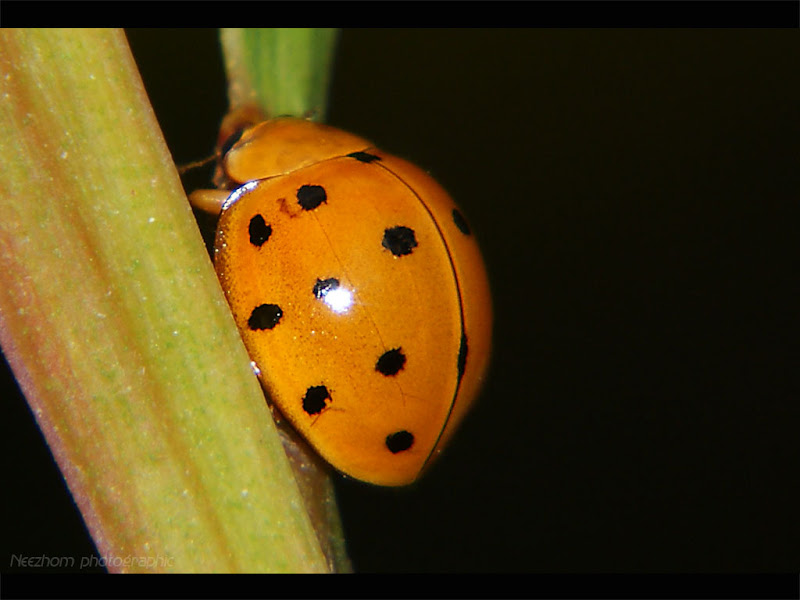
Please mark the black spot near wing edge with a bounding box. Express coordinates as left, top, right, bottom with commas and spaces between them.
248, 214, 272, 246
386, 430, 414, 454
457, 333, 468, 384
303, 385, 331, 415
248, 304, 283, 331
348, 151, 381, 163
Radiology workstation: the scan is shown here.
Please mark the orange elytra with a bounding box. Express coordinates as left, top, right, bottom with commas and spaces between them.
191, 117, 492, 486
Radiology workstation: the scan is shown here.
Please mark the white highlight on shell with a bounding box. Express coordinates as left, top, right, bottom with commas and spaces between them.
221, 180, 260, 212
322, 286, 353, 314
250, 361, 261, 377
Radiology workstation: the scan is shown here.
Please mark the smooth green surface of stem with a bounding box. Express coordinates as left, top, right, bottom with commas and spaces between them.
0, 28, 326, 573
220, 28, 339, 121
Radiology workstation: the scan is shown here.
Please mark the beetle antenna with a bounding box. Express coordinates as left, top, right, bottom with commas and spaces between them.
177, 153, 217, 175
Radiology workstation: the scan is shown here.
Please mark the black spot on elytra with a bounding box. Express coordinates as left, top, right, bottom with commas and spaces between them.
303, 385, 331, 415
457, 333, 468, 383
386, 430, 414, 454
376, 348, 406, 376
347, 151, 381, 163
382, 226, 417, 257
248, 214, 272, 246
452, 209, 472, 236
297, 185, 327, 210
247, 304, 283, 330
313, 278, 340, 300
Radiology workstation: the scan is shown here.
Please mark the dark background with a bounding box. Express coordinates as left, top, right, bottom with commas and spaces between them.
3, 29, 798, 573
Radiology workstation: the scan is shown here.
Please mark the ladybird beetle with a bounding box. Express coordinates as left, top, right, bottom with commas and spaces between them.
190, 117, 492, 486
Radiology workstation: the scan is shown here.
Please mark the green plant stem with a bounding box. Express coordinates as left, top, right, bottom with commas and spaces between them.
220, 28, 339, 121
0, 28, 326, 573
